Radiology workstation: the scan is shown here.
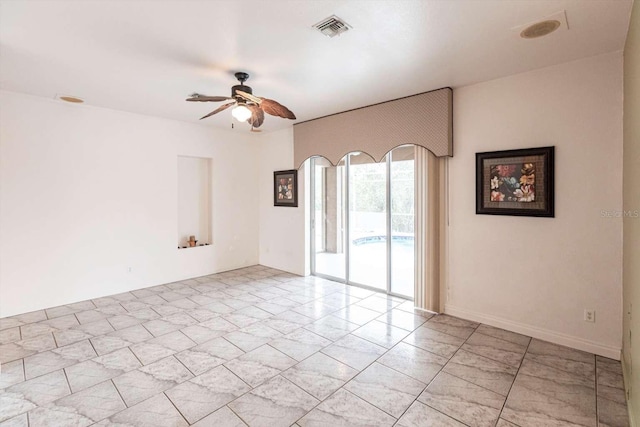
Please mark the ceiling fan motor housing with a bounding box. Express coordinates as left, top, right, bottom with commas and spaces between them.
231, 84, 253, 99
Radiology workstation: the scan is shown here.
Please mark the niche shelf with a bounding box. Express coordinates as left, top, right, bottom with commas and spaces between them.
177, 156, 212, 249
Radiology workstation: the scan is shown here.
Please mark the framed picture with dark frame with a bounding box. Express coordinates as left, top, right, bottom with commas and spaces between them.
476, 146, 554, 217
274, 169, 298, 207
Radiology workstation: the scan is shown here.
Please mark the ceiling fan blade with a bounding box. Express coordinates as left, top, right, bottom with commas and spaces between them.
187, 95, 233, 102
247, 105, 265, 128
199, 101, 236, 120
260, 98, 296, 120
235, 90, 262, 104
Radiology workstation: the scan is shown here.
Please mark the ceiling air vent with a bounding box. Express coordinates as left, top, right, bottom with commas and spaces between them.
313, 15, 351, 38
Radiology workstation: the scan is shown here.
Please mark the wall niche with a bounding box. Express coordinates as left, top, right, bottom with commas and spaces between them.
177, 156, 212, 248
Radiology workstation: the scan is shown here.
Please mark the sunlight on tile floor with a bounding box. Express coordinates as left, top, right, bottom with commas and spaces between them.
0, 265, 629, 426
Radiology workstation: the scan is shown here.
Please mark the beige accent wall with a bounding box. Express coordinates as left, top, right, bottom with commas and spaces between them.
623, 0, 640, 423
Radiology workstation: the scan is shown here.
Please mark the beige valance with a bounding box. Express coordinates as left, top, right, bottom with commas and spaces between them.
293, 87, 453, 168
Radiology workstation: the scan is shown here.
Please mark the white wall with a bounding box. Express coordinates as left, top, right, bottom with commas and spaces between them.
257, 128, 309, 276
1, 52, 625, 360
0, 91, 259, 317
622, 1, 640, 422
446, 52, 624, 358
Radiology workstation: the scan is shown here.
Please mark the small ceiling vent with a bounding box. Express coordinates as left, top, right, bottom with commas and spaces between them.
313, 15, 351, 38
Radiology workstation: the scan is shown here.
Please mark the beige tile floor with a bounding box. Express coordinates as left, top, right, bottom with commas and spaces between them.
0, 265, 629, 427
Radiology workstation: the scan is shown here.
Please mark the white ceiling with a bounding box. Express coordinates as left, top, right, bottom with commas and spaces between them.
0, 0, 633, 132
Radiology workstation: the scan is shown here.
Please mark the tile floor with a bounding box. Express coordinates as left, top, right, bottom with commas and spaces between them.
0, 265, 629, 427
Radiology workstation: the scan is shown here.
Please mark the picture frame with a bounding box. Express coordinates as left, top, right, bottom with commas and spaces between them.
274, 169, 298, 207
476, 146, 554, 217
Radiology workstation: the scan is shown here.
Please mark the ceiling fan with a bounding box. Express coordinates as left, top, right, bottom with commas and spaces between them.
186, 72, 296, 130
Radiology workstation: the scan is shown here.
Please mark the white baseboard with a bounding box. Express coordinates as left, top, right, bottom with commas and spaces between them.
257, 261, 305, 277
444, 304, 621, 360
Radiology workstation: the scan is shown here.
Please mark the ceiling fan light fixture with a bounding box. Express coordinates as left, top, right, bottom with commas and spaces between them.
231, 104, 252, 122
186, 71, 296, 127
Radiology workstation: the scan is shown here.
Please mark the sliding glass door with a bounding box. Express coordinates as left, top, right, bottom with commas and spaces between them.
348, 153, 387, 290
312, 157, 346, 280
311, 146, 415, 299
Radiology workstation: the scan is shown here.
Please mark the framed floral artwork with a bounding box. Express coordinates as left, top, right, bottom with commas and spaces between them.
274, 169, 298, 207
476, 146, 554, 217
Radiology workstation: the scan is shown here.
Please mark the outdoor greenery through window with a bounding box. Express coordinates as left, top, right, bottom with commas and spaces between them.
311, 145, 415, 298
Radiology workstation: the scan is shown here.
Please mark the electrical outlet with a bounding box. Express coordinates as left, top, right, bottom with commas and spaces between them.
584, 309, 595, 322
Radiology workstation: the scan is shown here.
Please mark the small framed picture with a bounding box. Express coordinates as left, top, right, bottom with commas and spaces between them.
274, 169, 298, 207
476, 146, 554, 217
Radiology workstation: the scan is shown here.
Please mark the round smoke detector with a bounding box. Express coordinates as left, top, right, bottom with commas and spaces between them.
520, 19, 561, 39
